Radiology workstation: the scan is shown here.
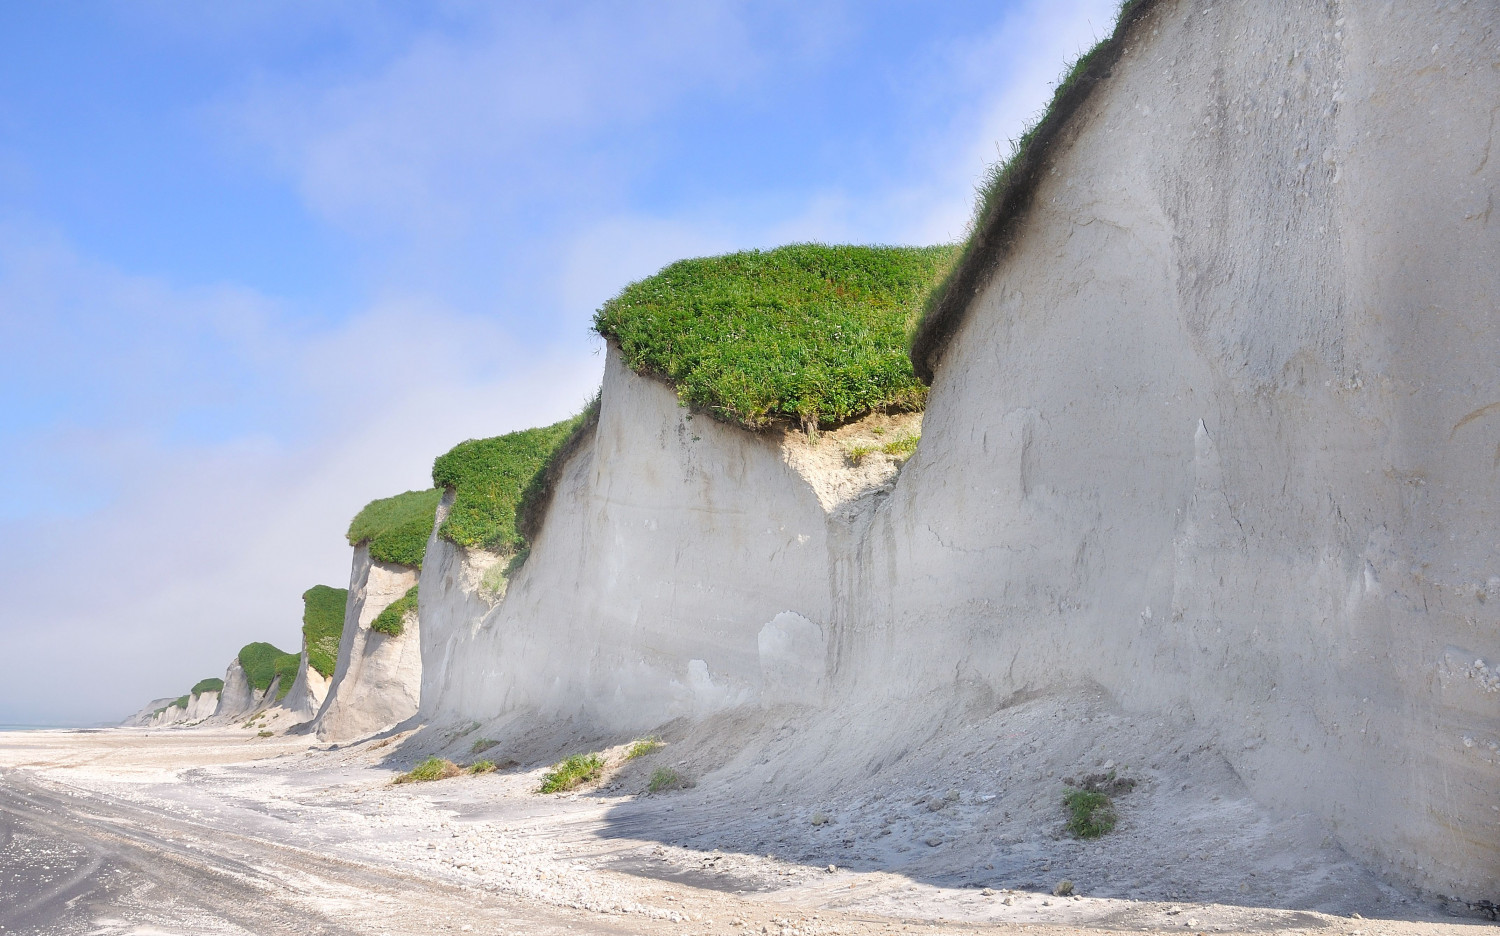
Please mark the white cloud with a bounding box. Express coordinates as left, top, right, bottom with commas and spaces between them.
0, 228, 601, 724
233, 2, 765, 237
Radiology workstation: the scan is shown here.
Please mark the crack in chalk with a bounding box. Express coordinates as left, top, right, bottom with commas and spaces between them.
1475, 103, 1499, 176
1450, 401, 1500, 439
924, 524, 1030, 557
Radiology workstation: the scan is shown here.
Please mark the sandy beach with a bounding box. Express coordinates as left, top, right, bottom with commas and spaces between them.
0, 725, 1488, 936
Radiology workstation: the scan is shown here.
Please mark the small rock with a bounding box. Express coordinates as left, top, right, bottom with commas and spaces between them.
1002, 896, 1014, 905
981, 888, 995, 897
810, 812, 830, 826
1351, 912, 1363, 919
1054, 879, 1074, 897
924, 835, 943, 847
944, 788, 960, 802
1187, 918, 1199, 927
826, 864, 836, 873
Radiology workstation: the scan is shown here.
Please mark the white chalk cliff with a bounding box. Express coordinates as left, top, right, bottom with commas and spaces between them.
411, 0, 1499, 901
420, 346, 841, 727
209, 660, 267, 721
313, 544, 422, 741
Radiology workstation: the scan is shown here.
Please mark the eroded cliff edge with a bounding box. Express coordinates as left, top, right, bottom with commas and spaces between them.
411, 1, 1499, 901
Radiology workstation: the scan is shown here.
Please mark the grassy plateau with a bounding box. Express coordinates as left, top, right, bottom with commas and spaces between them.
301, 584, 348, 678
237, 642, 301, 702
347, 488, 442, 569
432, 415, 586, 553
190, 678, 224, 696
595, 243, 956, 430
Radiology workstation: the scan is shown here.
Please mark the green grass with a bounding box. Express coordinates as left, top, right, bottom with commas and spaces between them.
169, 695, 189, 710
595, 244, 957, 430
538, 753, 605, 793
394, 757, 461, 784
470, 738, 498, 755
370, 584, 418, 638
1063, 789, 1117, 839
624, 737, 663, 760
432, 415, 586, 552
468, 760, 498, 774
847, 433, 920, 466
346, 488, 443, 568
237, 642, 301, 702
301, 584, 348, 678
190, 678, 223, 696
881, 434, 919, 459
909, 0, 1153, 382
647, 767, 686, 793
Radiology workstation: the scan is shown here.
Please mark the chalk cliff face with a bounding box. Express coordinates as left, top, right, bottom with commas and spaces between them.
420, 346, 837, 728
843, 0, 1500, 899
413, 0, 1498, 900
211, 660, 266, 721
314, 544, 421, 741
276, 650, 330, 723
183, 689, 219, 722
121, 698, 180, 727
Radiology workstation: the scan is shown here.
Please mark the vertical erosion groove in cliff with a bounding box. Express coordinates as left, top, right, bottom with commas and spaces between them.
909, 0, 1159, 384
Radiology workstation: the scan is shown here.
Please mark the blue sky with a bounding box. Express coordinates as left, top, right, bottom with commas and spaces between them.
0, 0, 1116, 725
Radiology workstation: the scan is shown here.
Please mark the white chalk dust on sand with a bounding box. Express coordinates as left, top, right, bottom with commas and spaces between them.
0, 699, 1483, 935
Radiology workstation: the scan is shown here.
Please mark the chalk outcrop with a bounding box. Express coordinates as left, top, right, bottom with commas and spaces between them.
313, 544, 422, 741
847, 0, 1500, 900
420, 346, 842, 727
211, 660, 268, 721
277, 651, 331, 722
413, 1, 1499, 902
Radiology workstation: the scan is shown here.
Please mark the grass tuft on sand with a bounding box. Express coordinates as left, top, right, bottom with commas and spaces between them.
1063, 789, 1117, 839
395, 757, 463, 784
538, 753, 605, 793
648, 767, 688, 793
624, 737, 664, 760
595, 243, 956, 430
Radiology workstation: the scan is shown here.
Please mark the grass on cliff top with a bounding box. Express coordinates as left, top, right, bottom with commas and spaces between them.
237, 642, 301, 702
594, 243, 957, 430
910, 0, 1150, 380
370, 584, 418, 638
431, 415, 586, 552
190, 678, 223, 696
150, 698, 186, 718
301, 584, 348, 678
346, 488, 442, 568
